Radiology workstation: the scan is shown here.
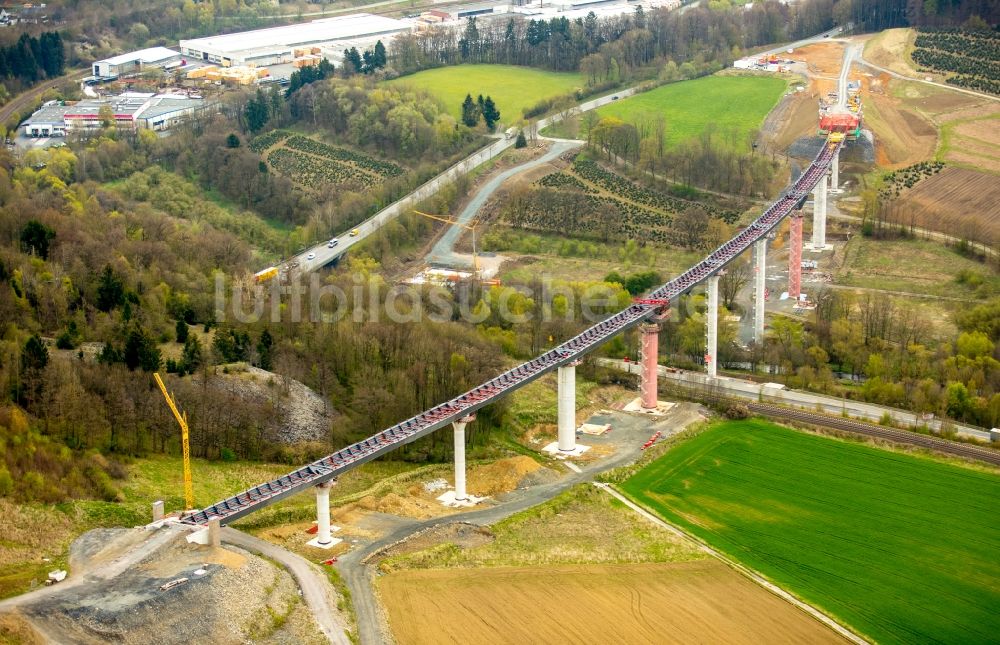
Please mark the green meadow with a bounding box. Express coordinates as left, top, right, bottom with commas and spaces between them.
621, 419, 1000, 643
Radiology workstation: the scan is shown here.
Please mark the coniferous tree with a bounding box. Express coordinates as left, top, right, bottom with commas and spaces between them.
20, 220, 55, 259
482, 96, 500, 131
181, 335, 203, 372
175, 319, 189, 343
256, 329, 274, 370
343, 47, 362, 74
461, 94, 480, 127
96, 265, 126, 312
244, 90, 269, 133
124, 326, 161, 372
373, 40, 387, 69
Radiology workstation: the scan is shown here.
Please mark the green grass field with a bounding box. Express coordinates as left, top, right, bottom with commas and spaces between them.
595, 75, 787, 151
385, 64, 583, 122
621, 420, 1000, 644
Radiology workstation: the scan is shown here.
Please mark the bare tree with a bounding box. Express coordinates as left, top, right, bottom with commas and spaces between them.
671, 206, 709, 250
719, 256, 750, 310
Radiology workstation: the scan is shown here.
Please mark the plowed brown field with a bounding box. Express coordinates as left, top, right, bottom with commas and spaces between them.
896, 166, 1000, 244
378, 561, 845, 644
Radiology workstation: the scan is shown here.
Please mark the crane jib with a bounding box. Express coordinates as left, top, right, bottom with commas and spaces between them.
182, 139, 843, 527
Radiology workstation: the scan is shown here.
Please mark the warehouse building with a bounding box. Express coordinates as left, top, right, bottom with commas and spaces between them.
21, 93, 210, 137
92, 47, 182, 80
178, 14, 409, 67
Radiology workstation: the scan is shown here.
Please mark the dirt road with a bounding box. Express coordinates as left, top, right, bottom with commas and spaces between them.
221, 527, 351, 645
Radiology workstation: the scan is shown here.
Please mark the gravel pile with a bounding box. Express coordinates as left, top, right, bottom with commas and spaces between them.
205, 365, 334, 444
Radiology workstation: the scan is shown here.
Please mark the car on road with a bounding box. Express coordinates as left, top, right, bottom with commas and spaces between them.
328, 238, 338, 248
350, 229, 359, 237
307, 252, 316, 260
611, 95, 620, 100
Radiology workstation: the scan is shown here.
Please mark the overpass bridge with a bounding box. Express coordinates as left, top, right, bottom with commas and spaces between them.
182, 136, 845, 531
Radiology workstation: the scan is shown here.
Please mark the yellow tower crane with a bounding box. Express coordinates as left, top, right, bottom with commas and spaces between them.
153, 373, 194, 511
412, 209, 481, 276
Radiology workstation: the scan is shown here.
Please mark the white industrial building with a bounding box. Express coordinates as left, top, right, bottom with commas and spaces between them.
92, 46, 182, 79
179, 14, 410, 67
21, 93, 211, 137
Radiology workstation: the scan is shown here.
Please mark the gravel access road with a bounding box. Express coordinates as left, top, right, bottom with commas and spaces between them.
222, 527, 351, 645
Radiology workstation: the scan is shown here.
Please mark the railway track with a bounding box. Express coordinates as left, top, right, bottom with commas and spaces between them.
747, 402, 1000, 466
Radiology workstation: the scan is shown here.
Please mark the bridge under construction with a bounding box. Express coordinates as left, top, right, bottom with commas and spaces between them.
182, 134, 847, 538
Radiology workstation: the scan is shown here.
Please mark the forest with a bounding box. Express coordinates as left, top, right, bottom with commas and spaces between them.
0, 31, 64, 98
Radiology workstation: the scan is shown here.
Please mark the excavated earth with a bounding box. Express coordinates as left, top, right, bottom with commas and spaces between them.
1, 527, 325, 644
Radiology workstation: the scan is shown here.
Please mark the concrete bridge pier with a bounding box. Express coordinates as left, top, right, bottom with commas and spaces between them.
811, 175, 828, 250
452, 414, 475, 500
705, 273, 720, 378
310, 481, 335, 548
640, 322, 661, 409
830, 152, 840, 191
557, 362, 582, 452
753, 238, 767, 345
789, 213, 803, 299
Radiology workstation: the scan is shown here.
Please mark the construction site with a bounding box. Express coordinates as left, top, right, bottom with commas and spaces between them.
3, 14, 999, 645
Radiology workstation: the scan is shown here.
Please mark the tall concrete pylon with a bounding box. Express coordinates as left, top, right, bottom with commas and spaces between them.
640, 322, 660, 409
706, 274, 720, 378
811, 174, 828, 250
753, 238, 767, 345
313, 481, 334, 547
830, 151, 840, 191
452, 414, 475, 500
557, 362, 579, 452
789, 213, 803, 299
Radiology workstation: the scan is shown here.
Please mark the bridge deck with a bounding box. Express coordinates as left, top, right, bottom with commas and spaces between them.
183, 139, 842, 526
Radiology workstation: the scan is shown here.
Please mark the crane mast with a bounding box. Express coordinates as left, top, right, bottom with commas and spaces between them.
153, 373, 194, 511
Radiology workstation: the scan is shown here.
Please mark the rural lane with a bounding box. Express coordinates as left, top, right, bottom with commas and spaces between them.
857, 55, 1000, 103
221, 527, 351, 645
597, 358, 991, 440
427, 138, 583, 267
592, 483, 868, 645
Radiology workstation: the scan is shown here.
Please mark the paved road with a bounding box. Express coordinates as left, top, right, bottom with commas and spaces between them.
598, 358, 991, 440
857, 52, 999, 103
756, 27, 845, 59
286, 86, 638, 275
592, 483, 867, 645
222, 527, 351, 645
835, 42, 863, 110
428, 139, 582, 267
339, 404, 700, 645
